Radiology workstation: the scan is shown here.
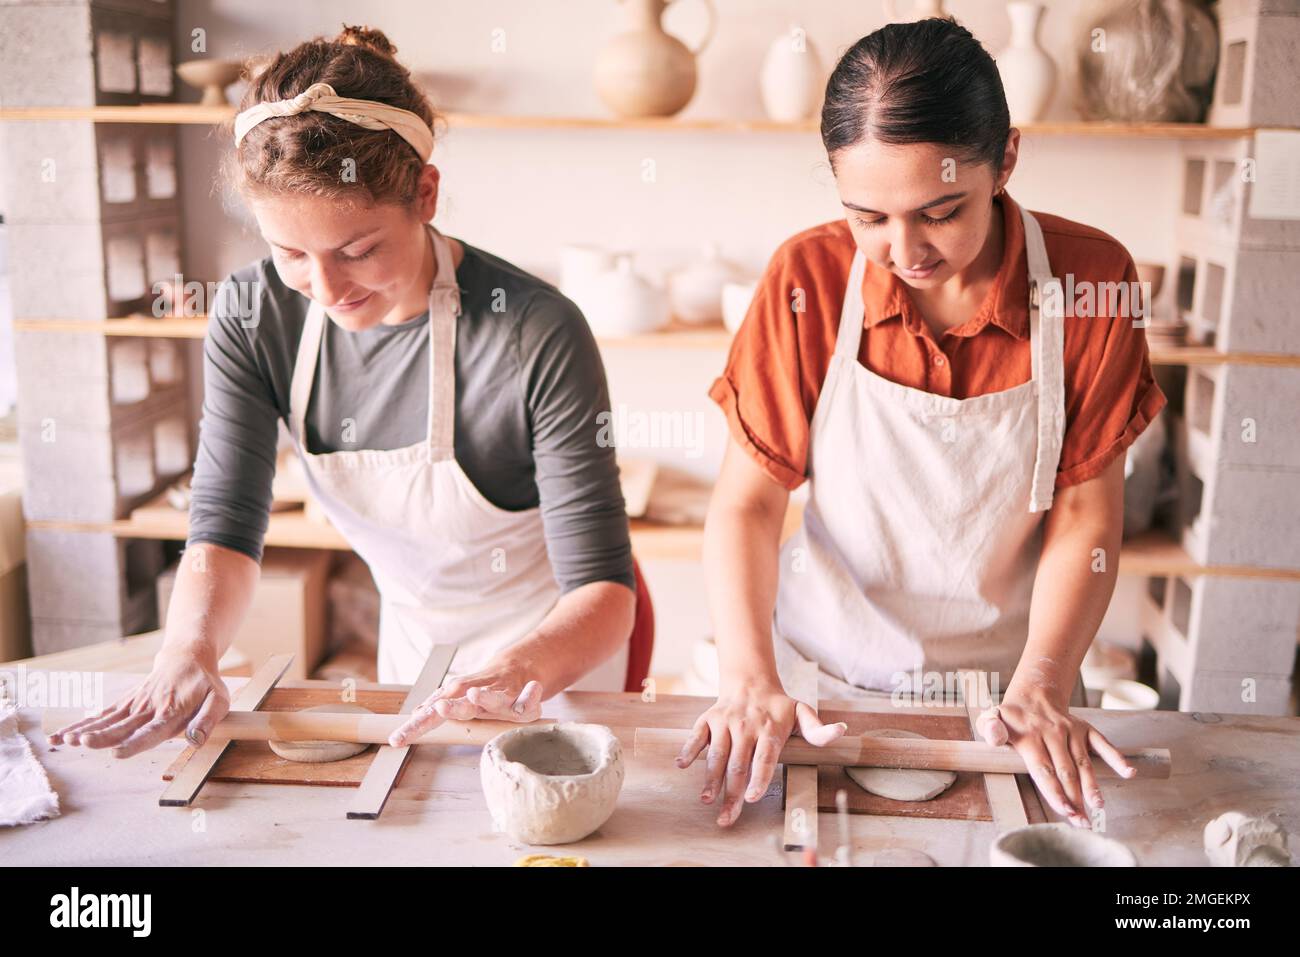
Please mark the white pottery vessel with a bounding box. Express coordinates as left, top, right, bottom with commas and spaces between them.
883, 0, 948, 23
480, 722, 625, 845
585, 255, 670, 336
669, 243, 742, 324
996, 2, 1056, 124
759, 25, 824, 122
722, 280, 758, 332
991, 823, 1137, 867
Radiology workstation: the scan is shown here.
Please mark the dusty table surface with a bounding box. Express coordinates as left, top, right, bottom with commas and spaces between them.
3, 669, 1298, 866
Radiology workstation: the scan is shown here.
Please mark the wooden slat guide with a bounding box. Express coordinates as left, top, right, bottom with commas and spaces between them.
781, 660, 820, 852
960, 671, 1030, 831
158, 653, 294, 807
347, 645, 456, 820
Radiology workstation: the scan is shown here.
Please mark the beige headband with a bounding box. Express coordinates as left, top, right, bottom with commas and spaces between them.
233, 81, 434, 163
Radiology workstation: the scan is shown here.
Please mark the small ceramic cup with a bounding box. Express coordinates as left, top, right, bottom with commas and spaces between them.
990, 823, 1138, 867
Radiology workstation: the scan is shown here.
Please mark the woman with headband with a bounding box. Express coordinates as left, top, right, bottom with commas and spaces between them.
49, 25, 653, 757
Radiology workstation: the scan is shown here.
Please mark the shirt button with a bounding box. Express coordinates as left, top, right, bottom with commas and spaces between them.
933, 354, 945, 366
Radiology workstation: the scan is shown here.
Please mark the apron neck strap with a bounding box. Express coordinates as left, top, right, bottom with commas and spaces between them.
426, 223, 460, 452
1018, 205, 1066, 513
287, 224, 463, 453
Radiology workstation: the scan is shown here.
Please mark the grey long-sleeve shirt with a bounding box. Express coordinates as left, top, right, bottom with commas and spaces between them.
187, 239, 634, 594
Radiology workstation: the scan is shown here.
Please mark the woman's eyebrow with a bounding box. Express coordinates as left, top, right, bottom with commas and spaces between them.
267, 226, 383, 251
842, 192, 968, 214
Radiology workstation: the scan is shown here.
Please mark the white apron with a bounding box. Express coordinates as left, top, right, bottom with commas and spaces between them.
773, 205, 1066, 703
288, 224, 628, 689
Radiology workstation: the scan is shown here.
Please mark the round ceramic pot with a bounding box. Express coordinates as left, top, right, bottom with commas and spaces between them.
480, 722, 625, 845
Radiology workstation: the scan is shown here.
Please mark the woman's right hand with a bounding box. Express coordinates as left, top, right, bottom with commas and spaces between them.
46, 646, 230, 758
675, 678, 847, 827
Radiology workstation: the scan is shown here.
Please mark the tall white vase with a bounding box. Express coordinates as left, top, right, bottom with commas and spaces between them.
996, 2, 1057, 124
882, 0, 947, 23
759, 25, 824, 122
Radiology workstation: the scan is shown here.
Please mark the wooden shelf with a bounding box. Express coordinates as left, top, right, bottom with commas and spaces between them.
27, 488, 1296, 578
0, 105, 1264, 139
15, 316, 1300, 367
13, 316, 209, 338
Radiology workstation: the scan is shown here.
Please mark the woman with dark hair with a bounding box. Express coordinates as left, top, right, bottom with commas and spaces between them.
686, 19, 1165, 828
49, 25, 654, 758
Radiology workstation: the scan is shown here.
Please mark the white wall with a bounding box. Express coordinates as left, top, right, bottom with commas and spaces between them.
175, 0, 1173, 676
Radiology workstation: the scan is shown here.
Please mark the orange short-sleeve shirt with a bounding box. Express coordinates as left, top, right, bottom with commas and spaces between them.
709, 191, 1167, 491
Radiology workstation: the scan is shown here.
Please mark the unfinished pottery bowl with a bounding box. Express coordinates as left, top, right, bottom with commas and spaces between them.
480, 722, 624, 845
991, 823, 1137, 867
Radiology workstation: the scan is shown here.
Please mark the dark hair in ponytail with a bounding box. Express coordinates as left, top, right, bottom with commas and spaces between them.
820, 18, 1009, 172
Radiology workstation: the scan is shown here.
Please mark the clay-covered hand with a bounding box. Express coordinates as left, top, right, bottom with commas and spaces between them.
387, 660, 543, 748
975, 688, 1136, 828
676, 678, 848, 828
46, 646, 230, 758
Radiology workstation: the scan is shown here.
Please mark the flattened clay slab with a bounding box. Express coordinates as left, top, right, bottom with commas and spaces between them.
844, 729, 957, 802
269, 704, 374, 763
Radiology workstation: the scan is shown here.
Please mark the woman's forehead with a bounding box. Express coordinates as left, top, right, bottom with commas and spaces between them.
833, 140, 992, 211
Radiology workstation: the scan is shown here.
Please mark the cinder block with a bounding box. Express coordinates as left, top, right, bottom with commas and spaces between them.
1209, 2, 1300, 128
5, 222, 108, 319
31, 618, 127, 656
25, 530, 162, 630
1157, 574, 1300, 675
1171, 237, 1300, 353
1176, 460, 1300, 569
26, 529, 125, 622
0, 121, 100, 225
1182, 670, 1293, 715
1182, 365, 1300, 472
1177, 138, 1300, 251
0, 4, 96, 108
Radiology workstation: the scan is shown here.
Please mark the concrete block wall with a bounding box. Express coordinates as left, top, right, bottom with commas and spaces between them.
0, 1, 176, 109
1148, 77, 1300, 712
1, 1, 184, 648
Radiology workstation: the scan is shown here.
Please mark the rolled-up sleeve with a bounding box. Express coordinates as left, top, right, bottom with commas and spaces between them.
187, 277, 280, 562
518, 289, 634, 593
1056, 255, 1168, 489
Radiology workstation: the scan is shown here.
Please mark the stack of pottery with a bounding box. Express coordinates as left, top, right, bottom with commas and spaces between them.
667, 243, 745, 324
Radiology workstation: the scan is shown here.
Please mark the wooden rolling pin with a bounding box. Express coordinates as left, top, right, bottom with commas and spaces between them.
634, 728, 1171, 778
40, 708, 1171, 778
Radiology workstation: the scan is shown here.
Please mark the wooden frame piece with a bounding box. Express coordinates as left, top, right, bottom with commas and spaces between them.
347, 645, 456, 820
158, 653, 294, 807
781, 660, 820, 852
959, 670, 1030, 831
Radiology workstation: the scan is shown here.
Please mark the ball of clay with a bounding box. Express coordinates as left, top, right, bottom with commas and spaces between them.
990, 823, 1137, 867
1203, 812, 1290, 867
845, 729, 957, 801
480, 722, 624, 845
269, 704, 373, 763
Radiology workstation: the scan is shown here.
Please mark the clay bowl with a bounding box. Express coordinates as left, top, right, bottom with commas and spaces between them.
480, 722, 624, 845
991, 823, 1137, 867
176, 59, 244, 106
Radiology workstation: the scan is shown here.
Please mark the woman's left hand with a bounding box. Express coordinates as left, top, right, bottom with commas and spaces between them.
975, 687, 1136, 828
387, 658, 543, 747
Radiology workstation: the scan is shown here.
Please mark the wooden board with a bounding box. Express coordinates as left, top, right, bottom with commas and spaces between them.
814, 710, 992, 821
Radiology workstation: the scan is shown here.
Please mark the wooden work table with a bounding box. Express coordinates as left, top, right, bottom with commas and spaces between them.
4, 669, 1298, 867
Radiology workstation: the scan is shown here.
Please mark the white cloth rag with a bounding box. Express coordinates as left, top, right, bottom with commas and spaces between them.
0, 690, 60, 826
